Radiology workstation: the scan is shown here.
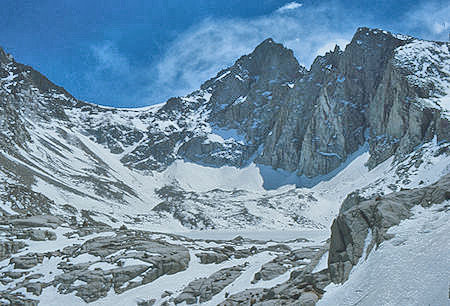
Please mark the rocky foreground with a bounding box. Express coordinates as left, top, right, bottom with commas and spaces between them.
0, 215, 328, 305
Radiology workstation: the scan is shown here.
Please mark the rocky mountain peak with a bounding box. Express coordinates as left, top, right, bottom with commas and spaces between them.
0, 46, 13, 65
353, 27, 411, 42
201, 37, 302, 92
237, 37, 302, 81
344, 27, 409, 72
250, 37, 289, 59
0, 48, 73, 101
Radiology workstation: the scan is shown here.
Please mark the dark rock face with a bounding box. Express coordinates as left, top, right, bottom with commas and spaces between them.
257, 30, 449, 177
328, 173, 450, 283
0, 241, 27, 261
367, 38, 450, 168
295, 30, 406, 176
164, 28, 448, 179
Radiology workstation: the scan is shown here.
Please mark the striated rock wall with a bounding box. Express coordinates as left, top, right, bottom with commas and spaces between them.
367, 39, 450, 167
191, 28, 449, 178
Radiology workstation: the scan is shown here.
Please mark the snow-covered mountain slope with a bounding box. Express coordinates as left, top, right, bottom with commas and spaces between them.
2, 116, 448, 233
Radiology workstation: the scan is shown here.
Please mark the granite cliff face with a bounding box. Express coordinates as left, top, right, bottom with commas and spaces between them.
174, 28, 449, 178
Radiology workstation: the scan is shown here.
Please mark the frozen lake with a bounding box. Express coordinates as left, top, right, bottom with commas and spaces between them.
176, 229, 329, 242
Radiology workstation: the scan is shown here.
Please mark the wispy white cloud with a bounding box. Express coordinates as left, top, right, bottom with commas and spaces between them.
403, 1, 449, 38
315, 39, 349, 57
85, 41, 145, 106
90, 41, 131, 75
276, 2, 303, 13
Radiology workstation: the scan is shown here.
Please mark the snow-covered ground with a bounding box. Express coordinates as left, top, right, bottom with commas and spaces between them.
178, 229, 329, 242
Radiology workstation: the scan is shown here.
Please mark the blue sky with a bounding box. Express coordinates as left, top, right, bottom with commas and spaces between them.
2, 0, 449, 107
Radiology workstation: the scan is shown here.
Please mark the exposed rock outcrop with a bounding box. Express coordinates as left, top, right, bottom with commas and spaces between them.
174, 265, 245, 304
0, 240, 27, 261
328, 173, 450, 283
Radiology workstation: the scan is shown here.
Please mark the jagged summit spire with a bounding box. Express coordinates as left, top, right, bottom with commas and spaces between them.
252, 37, 289, 55
257, 37, 275, 46
201, 37, 301, 90
0, 46, 13, 64
239, 37, 301, 80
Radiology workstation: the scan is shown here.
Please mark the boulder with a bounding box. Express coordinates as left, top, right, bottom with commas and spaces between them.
175, 265, 245, 304
10, 253, 44, 269
9, 215, 63, 229
298, 291, 319, 306
195, 252, 229, 264
0, 241, 27, 261
29, 229, 57, 241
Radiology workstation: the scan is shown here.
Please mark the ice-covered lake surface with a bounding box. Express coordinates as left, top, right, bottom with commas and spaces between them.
176, 229, 330, 242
